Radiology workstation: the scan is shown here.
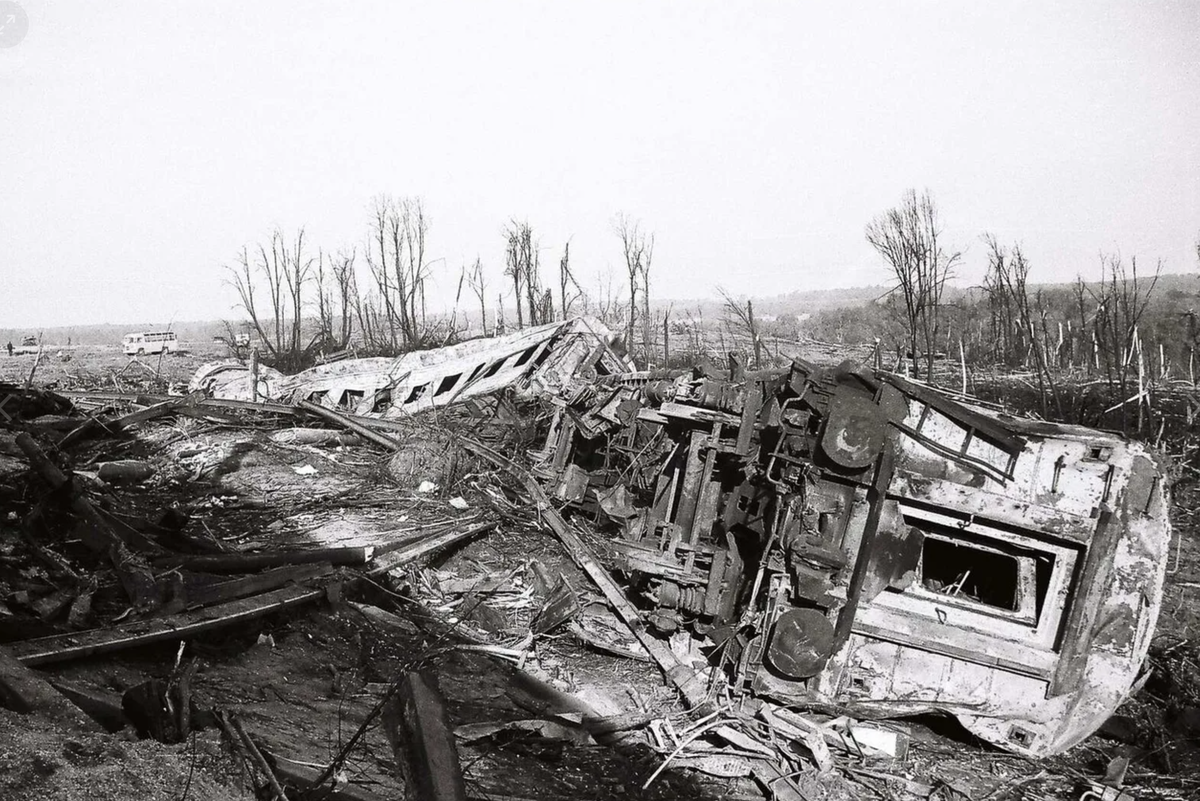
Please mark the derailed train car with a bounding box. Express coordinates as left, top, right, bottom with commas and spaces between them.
535, 359, 1171, 757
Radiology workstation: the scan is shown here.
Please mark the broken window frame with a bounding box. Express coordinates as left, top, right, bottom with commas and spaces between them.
907, 529, 1039, 626
862, 505, 1078, 653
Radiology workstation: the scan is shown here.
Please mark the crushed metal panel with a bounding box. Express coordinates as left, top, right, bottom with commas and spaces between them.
535, 360, 1172, 757
188, 360, 285, 401
191, 317, 633, 415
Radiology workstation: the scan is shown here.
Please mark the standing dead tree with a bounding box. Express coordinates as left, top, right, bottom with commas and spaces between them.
466, 257, 488, 335
1088, 253, 1161, 433
504, 221, 545, 328
366, 197, 400, 350
717, 287, 763, 368
558, 240, 583, 320
865, 189, 960, 381
585, 268, 624, 332
331, 248, 357, 348
362, 195, 435, 351
982, 236, 1062, 418
615, 214, 654, 361
283, 229, 314, 360
224, 228, 316, 370
315, 248, 357, 351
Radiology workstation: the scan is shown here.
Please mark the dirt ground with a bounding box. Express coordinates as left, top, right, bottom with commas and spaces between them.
0, 344, 228, 394
2, 350, 1199, 801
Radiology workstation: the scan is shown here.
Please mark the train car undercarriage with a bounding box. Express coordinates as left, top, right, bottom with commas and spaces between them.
533, 358, 1171, 757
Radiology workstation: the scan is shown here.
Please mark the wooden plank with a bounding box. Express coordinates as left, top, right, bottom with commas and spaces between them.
0, 644, 101, 730
155, 546, 373, 573
297, 399, 402, 451
382, 672, 467, 801
178, 563, 334, 610
49, 680, 128, 731
461, 437, 707, 708
262, 749, 390, 801
58, 391, 204, 449
57, 390, 429, 434
15, 432, 160, 608
6, 584, 326, 667
367, 523, 496, 575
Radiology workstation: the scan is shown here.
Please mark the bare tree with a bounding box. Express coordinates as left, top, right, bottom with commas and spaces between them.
615, 214, 654, 361
558, 240, 582, 320
330, 248, 357, 347
982, 236, 1062, 417
466, 257, 488, 335
315, 249, 333, 349
400, 197, 430, 336
504, 221, 544, 327
1089, 253, 1161, 432
865, 189, 960, 381
283, 228, 313, 357
225, 245, 273, 356
224, 228, 315, 370
361, 195, 435, 350
717, 287, 762, 368
366, 196, 399, 350
586, 267, 624, 331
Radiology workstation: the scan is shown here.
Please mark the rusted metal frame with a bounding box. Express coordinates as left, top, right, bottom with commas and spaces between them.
382, 672, 467, 801
524, 473, 707, 705
686, 423, 725, 551
649, 438, 685, 523
672, 430, 709, 537
468, 438, 814, 798
832, 438, 897, 647
736, 381, 763, 456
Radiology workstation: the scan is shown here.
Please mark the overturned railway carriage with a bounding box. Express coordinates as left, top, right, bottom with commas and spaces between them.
192, 317, 633, 414
537, 360, 1171, 757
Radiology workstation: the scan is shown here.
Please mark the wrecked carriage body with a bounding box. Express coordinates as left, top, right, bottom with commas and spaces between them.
536, 361, 1171, 758
190, 317, 633, 413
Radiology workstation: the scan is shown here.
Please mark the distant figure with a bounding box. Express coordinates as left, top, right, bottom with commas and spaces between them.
5, 341, 11, 357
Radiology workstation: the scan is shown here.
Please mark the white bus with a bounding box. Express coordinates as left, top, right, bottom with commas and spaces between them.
122, 331, 179, 355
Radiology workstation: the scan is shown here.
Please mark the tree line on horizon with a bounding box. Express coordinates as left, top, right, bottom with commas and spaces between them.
221, 188, 1200, 436
223, 196, 663, 371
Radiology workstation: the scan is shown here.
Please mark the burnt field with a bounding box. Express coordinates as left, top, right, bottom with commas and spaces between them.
0, 339, 1199, 801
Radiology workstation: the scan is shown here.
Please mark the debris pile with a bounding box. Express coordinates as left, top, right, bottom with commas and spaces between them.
0, 325, 1195, 801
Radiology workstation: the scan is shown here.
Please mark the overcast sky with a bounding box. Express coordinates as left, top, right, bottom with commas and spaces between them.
1, 1, 1197, 328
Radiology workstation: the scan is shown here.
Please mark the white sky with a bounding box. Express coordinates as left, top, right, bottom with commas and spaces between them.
1, 1, 1197, 328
